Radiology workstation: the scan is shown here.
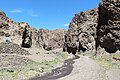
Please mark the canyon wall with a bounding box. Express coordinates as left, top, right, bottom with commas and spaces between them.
63, 8, 98, 54
97, 0, 120, 53
64, 0, 120, 54
0, 10, 66, 50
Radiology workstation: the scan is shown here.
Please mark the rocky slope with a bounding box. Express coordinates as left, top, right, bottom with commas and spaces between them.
0, 10, 66, 50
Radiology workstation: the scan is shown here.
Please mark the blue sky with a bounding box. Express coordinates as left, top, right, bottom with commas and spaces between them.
0, 0, 101, 30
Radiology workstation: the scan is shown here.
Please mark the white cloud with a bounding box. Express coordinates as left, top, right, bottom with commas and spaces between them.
64, 23, 69, 27
9, 9, 22, 13
8, 9, 38, 17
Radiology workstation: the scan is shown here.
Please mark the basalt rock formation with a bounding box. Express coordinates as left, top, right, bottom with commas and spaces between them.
63, 8, 98, 54
97, 0, 120, 53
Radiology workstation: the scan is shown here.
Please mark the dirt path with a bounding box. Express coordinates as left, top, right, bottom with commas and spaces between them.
29, 55, 120, 80
29, 55, 80, 80
106, 69, 120, 80
58, 56, 104, 80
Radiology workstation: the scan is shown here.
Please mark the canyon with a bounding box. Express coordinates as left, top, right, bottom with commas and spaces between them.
0, 0, 120, 80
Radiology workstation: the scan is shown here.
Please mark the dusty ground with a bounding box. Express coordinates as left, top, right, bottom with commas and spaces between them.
58, 53, 120, 80
29, 53, 120, 80
0, 42, 69, 80
0, 42, 120, 80
58, 56, 104, 80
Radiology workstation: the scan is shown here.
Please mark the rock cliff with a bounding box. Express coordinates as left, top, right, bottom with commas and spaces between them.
34, 29, 65, 50
64, 0, 120, 54
0, 10, 66, 50
63, 8, 98, 54
97, 0, 120, 53
0, 0, 120, 53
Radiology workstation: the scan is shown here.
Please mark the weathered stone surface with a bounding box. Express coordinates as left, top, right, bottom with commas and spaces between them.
64, 0, 120, 54
0, 0, 119, 53
34, 29, 66, 50
0, 11, 66, 50
64, 8, 98, 54
97, 0, 120, 53
21, 25, 32, 48
0, 10, 6, 17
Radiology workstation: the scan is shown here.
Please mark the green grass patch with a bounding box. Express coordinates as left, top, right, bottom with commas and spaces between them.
91, 54, 117, 69
112, 53, 120, 59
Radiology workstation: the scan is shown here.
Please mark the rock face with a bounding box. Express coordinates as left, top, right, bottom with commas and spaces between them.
0, 10, 66, 50
64, 8, 98, 54
34, 29, 66, 50
0, 10, 6, 17
97, 0, 120, 53
21, 25, 32, 48
0, 10, 31, 38
64, 0, 120, 54
1, 0, 119, 53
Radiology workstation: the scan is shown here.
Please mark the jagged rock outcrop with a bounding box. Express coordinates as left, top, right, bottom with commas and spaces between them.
21, 25, 32, 48
97, 0, 120, 53
64, 8, 98, 54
